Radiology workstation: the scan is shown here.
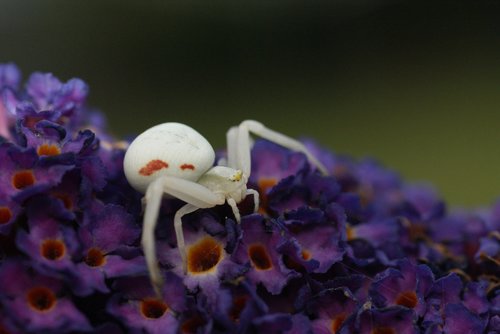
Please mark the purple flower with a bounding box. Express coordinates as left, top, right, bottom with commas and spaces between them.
422, 273, 463, 329
108, 273, 186, 334
73, 201, 144, 296
232, 214, 299, 294
16, 202, 80, 275
0, 261, 91, 333
0, 142, 73, 203
1, 63, 499, 333
160, 215, 246, 307
278, 203, 346, 274
212, 281, 269, 333
370, 260, 434, 317
308, 286, 358, 334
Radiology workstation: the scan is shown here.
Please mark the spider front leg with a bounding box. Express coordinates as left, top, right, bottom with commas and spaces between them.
227, 120, 329, 176
142, 176, 224, 296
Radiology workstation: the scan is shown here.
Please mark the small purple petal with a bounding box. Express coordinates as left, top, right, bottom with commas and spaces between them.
443, 303, 487, 334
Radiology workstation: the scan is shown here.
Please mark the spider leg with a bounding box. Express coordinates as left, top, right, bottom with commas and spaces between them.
246, 189, 259, 213
226, 126, 239, 169
174, 203, 199, 271
142, 177, 167, 297
227, 198, 241, 223
236, 120, 329, 175
142, 176, 225, 296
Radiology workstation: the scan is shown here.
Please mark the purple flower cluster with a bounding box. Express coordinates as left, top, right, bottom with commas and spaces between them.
0, 63, 498, 333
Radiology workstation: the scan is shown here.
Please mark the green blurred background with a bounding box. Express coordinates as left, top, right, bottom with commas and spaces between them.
1, 0, 500, 207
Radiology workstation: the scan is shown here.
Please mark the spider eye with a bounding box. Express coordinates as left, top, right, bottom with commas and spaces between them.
230, 170, 243, 182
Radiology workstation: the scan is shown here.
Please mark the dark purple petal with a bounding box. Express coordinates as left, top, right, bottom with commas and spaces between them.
427, 273, 463, 305
443, 303, 487, 334
252, 313, 293, 333
81, 203, 139, 252
213, 281, 268, 333
487, 315, 500, 332
463, 281, 490, 316
285, 313, 313, 334
71, 262, 110, 296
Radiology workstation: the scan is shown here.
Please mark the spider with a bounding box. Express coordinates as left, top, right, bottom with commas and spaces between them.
123, 120, 328, 294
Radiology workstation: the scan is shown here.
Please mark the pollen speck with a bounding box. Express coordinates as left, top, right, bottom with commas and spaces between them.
139, 160, 168, 176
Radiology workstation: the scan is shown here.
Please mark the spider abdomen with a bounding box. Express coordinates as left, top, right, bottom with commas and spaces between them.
124, 122, 215, 193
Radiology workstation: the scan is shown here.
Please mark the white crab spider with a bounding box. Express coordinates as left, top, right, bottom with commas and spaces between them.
123, 120, 328, 294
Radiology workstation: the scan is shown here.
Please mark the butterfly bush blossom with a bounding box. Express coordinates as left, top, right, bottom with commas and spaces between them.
0, 63, 499, 334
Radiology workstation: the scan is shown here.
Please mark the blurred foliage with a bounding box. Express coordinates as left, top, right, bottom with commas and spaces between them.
1, 0, 500, 206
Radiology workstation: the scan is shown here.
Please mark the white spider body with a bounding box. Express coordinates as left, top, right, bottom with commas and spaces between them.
124, 122, 215, 193
123, 120, 328, 295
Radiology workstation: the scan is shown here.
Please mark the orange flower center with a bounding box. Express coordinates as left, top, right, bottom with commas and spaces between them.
37, 144, 61, 156
84, 248, 106, 267
40, 239, 66, 260
248, 244, 272, 270
372, 327, 396, 334
257, 178, 277, 213
187, 237, 222, 274
395, 290, 418, 308
53, 193, 73, 210
181, 314, 205, 333
140, 298, 168, 319
229, 295, 249, 322
12, 170, 36, 189
27, 287, 57, 312
331, 313, 347, 333
0, 207, 13, 225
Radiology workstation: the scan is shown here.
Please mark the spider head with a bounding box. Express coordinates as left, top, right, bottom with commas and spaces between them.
229, 170, 243, 182
197, 167, 248, 203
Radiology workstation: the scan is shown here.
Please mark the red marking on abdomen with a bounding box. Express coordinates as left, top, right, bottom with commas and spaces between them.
139, 160, 169, 176
180, 164, 195, 171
